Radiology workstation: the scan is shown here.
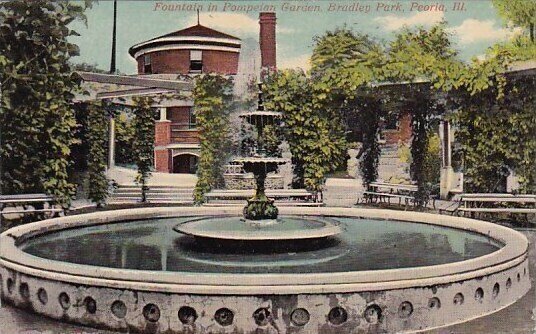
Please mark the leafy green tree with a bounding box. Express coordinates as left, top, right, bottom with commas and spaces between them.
302, 22, 534, 200
383, 24, 462, 89
492, 0, 536, 42
0, 0, 91, 205
132, 96, 155, 202
193, 74, 233, 203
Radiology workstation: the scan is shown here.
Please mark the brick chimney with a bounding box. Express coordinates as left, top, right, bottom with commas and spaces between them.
259, 12, 276, 69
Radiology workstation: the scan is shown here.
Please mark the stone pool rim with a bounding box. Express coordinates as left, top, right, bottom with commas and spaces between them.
0, 206, 528, 295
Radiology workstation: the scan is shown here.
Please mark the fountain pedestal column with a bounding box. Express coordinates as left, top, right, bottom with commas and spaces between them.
242, 160, 280, 220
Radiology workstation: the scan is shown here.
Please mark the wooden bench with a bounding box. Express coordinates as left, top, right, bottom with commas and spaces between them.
204, 189, 322, 206
0, 194, 64, 227
447, 193, 536, 219
363, 191, 415, 206
362, 182, 435, 209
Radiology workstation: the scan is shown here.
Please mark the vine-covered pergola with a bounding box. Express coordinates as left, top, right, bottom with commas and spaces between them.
370, 60, 536, 201
75, 72, 191, 205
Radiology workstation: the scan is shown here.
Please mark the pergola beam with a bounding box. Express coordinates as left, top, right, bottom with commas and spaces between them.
96, 87, 175, 100
77, 72, 192, 91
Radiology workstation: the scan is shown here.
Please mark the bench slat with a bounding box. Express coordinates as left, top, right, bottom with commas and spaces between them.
0, 198, 55, 204
1, 208, 63, 215
364, 192, 414, 200
457, 208, 536, 213
462, 198, 536, 203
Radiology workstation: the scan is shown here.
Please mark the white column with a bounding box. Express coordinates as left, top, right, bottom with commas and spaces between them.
439, 120, 455, 199
159, 107, 167, 121
108, 116, 116, 168
440, 120, 452, 168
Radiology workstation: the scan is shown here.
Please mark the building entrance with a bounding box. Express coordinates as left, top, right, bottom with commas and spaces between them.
173, 154, 198, 174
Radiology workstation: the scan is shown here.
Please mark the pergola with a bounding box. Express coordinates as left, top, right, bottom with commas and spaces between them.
74, 60, 536, 200
75, 72, 192, 168
371, 60, 536, 199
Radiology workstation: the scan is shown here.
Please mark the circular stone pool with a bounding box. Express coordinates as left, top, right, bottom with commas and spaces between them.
0, 207, 530, 333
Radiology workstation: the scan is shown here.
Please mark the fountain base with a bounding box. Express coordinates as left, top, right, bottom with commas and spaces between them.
173, 216, 342, 243
243, 197, 278, 220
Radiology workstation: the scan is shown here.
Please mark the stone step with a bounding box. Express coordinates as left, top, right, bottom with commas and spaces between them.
114, 185, 193, 190
107, 200, 194, 205
112, 191, 193, 196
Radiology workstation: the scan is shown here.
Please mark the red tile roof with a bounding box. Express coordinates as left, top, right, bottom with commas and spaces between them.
159, 24, 240, 41
129, 24, 241, 57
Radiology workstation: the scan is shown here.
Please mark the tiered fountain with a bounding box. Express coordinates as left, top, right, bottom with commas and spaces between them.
173, 84, 342, 244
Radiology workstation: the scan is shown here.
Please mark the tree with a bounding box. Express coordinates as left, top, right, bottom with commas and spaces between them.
132, 96, 155, 202
193, 74, 233, 204
492, 0, 536, 43
0, 0, 91, 205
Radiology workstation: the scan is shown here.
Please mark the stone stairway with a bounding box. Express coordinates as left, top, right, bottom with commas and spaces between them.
108, 185, 194, 205
323, 178, 365, 207
377, 145, 410, 182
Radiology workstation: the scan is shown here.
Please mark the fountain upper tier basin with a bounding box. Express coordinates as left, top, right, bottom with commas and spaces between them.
234, 157, 288, 174
239, 111, 283, 126
0, 207, 530, 334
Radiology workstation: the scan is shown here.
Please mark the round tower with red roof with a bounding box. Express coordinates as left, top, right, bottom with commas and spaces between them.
129, 24, 241, 75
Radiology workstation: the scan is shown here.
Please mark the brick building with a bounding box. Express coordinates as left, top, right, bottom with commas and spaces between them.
128, 23, 243, 173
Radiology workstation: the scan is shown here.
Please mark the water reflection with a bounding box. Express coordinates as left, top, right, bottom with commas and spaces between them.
22, 217, 502, 274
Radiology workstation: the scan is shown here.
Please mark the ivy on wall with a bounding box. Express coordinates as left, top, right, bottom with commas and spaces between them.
310, 29, 386, 189
193, 74, 233, 204
451, 74, 536, 193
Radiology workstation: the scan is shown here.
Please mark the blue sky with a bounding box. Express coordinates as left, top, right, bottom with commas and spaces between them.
69, 0, 520, 74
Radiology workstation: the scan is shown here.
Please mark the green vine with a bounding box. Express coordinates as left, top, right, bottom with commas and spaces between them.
263, 69, 347, 191
358, 98, 382, 187
132, 96, 155, 202
193, 74, 233, 204
86, 101, 109, 207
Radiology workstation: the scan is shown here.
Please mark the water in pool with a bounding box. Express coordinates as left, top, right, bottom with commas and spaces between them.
21, 216, 502, 274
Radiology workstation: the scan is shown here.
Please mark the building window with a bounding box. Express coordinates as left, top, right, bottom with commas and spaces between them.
189, 50, 203, 73
144, 54, 152, 74
188, 108, 197, 129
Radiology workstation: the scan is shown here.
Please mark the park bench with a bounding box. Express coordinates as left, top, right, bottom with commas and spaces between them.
0, 193, 64, 227
440, 193, 536, 219
204, 189, 323, 206
362, 182, 435, 209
